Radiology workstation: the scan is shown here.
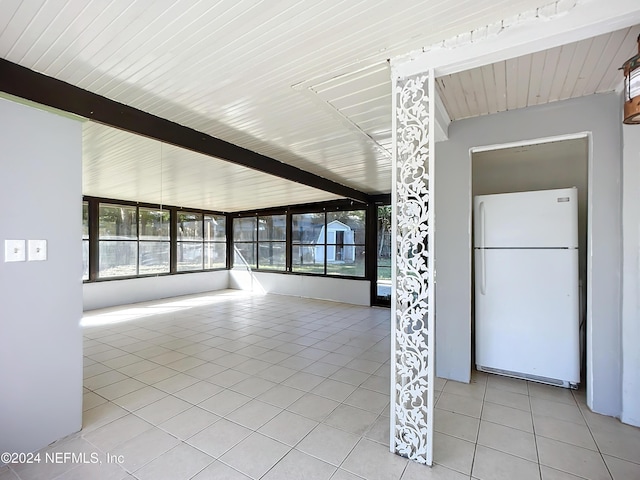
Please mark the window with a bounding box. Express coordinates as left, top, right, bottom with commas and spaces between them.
177, 212, 203, 271
233, 217, 257, 268
85, 197, 367, 282
98, 203, 137, 278
326, 210, 366, 277
291, 210, 366, 277
204, 214, 226, 269
292, 212, 325, 274
177, 212, 226, 271
258, 215, 286, 270
82, 201, 89, 281
139, 207, 170, 274
376, 205, 392, 304
85, 197, 227, 281
233, 215, 286, 271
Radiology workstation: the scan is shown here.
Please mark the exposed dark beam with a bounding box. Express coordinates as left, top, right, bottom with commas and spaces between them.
0, 58, 371, 204
369, 193, 391, 204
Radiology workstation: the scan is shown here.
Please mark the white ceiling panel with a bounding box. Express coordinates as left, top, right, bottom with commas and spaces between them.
82, 121, 341, 212
1, 1, 638, 211
437, 25, 640, 121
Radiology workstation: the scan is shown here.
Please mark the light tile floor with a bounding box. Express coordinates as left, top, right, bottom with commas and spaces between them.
2, 290, 639, 480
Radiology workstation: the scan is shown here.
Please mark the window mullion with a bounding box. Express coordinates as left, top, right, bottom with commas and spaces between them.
170, 207, 177, 273
136, 205, 140, 276
286, 211, 292, 272
324, 211, 328, 275
88, 198, 99, 281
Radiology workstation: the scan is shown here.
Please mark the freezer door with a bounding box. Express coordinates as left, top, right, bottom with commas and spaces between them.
474, 188, 578, 248
475, 248, 580, 384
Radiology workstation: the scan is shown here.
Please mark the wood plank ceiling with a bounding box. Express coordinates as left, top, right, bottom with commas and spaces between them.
0, 0, 637, 211
437, 26, 640, 121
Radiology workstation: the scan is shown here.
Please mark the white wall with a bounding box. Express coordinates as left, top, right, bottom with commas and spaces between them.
621, 122, 640, 427
84, 269, 371, 310
229, 269, 370, 306
0, 98, 83, 453
84, 270, 229, 311
435, 93, 622, 417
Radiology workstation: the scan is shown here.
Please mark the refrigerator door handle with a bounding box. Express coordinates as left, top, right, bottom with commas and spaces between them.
479, 201, 486, 295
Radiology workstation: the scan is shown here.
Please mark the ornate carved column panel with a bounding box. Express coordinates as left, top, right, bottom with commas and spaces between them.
390, 71, 435, 466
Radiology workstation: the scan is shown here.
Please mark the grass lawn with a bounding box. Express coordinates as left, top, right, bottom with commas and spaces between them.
377, 258, 391, 281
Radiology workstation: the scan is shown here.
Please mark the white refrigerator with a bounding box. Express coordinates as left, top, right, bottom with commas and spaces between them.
474, 187, 580, 389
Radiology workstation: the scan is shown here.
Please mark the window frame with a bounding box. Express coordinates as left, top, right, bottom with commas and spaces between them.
231, 202, 368, 280
84, 196, 228, 282
138, 206, 171, 276
232, 216, 258, 269
82, 201, 89, 281
85, 197, 370, 284
324, 209, 366, 278
177, 210, 205, 272
257, 214, 287, 271
97, 202, 139, 279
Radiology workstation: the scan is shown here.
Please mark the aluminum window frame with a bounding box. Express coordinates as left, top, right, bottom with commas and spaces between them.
84, 196, 228, 282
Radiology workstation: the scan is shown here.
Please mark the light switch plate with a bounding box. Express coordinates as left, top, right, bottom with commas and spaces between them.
5, 239, 26, 262
28, 240, 47, 261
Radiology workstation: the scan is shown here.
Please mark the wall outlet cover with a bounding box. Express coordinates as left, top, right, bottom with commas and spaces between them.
28, 240, 47, 261
5, 239, 26, 262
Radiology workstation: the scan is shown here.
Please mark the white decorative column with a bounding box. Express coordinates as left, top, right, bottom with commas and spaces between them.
390, 70, 436, 465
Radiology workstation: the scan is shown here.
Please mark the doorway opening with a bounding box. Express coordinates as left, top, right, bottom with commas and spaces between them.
374, 204, 392, 306
470, 133, 591, 385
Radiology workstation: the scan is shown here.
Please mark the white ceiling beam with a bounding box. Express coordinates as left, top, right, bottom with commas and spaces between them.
434, 87, 450, 142
391, 0, 640, 79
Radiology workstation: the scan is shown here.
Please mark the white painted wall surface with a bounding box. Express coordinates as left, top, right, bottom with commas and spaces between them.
435, 93, 622, 417
83, 270, 229, 311
0, 98, 83, 453
229, 270, 370, 306
621, 122, 640, 427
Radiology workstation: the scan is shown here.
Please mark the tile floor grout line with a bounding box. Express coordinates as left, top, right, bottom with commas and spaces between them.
573, 389, 615, 480
526, 380, 544, 480
468, 372, 488, 479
